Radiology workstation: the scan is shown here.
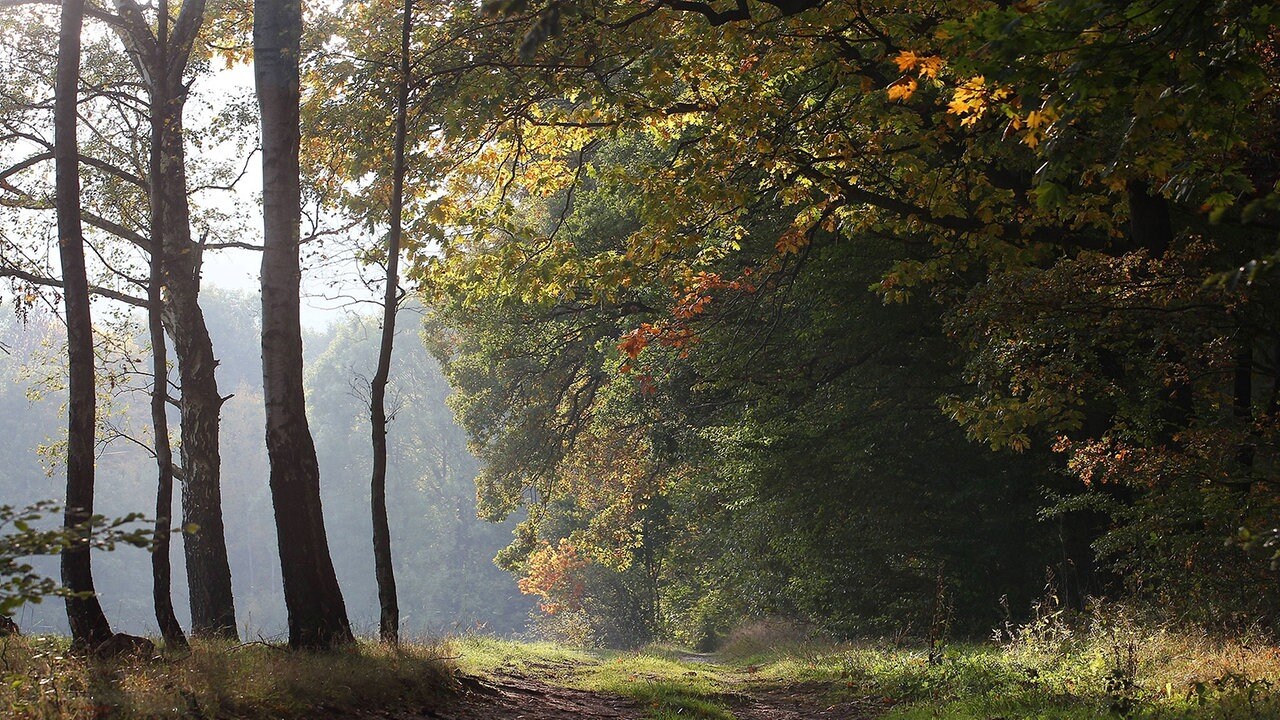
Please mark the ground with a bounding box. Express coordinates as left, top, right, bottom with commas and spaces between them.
415, 640, 891, 720
430, 671, 882, 720
5, 627, 1279, 718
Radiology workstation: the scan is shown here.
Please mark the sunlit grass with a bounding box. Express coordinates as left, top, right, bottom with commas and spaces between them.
4, 620, 1278, 719
455, 618, 1280, 720
456, 636, 737, 718
0, 635, 455, 719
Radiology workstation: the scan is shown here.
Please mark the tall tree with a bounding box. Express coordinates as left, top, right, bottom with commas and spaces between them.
54, 0, 113, 649
111, 0, 239, 641
255, 0, 354, 649
139, 0, 188, 650
367, 0, 413, 646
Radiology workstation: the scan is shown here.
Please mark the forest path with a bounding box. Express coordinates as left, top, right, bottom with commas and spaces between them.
423, 671, 882, 720
408, 644, 887, 720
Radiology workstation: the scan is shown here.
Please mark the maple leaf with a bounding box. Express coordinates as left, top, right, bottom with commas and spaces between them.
618, 327, 652, 359
917, 56, 945, 79
893, 50, 921, 73
887, 78, 918, 102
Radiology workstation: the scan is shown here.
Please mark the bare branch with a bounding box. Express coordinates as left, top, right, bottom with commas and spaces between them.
0, 0, 125, 28
0, 265, 148, 308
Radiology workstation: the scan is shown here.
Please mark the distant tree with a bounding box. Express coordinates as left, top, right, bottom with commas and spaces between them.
254, 0, 354, 649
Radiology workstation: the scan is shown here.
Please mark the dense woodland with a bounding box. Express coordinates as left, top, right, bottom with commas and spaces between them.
0, 0, 1277, 665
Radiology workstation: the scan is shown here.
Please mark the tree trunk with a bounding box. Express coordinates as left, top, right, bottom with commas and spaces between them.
255, 0, 354, 650
369, 0, 414, 647
144, 0, 188, 649
113, 0, 238, 640
55, 0, 113, 650
1127, 180, 1173, 258
154, 65, 239, 643
1233, 331, 1256, 482
147, 176, 188, 650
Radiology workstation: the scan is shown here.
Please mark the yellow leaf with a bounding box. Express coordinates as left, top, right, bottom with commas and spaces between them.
888, 78, 918, 102
893, 50, 920, 73
917, 56, 945, 79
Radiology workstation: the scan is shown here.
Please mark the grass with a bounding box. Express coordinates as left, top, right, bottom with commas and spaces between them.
454, 616, 1280, 720
0, 635, 455, 719
708, 615, 1280, 720
4, 616, 1279, 719
456, 635, 738, 719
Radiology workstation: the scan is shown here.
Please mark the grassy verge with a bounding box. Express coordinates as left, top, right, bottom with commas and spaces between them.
4, 621, 1277, 719
0, 635, 454, 719
455, 620, 1280, 720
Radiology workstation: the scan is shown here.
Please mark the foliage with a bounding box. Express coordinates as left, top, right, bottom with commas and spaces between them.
0, 501, 148, 619
407, 0, 1280, 639
425, 132, 1085, 645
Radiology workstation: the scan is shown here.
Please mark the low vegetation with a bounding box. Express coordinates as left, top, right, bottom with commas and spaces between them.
0, 636, 454, 719
458, 609, 1280, 720
2, 608, 1278, 719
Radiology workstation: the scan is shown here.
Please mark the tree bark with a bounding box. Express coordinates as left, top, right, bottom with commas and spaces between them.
255, 0, 354, 650
144, 0, 188, 649
369, 0, 414, 646
1233, 332, 1256, 481
55, 0, 114, 650
147, 173, 188, 650
113, 0, 239, 640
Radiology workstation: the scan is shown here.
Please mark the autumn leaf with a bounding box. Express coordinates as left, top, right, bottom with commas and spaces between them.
893, 50, 921, 73
776, 227, 809, 254
887, 78, 918, 102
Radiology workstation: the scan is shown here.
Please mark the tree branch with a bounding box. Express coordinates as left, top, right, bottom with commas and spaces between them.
0, 265, 148, 308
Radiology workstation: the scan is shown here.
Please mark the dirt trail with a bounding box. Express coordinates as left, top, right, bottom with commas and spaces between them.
727, 683, 884, 719
335, 649, 885, 720
428, 673, 641, 719
405, 671, 884, 720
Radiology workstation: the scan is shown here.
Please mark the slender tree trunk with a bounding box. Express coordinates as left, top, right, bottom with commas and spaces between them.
1127, 181, 1173, 258
369, 0, 414, 647
55, 0, 113, 650
113, 0, 239, 641
255, 0, 354, 650
145, 1, 188, 649
147, 182, 187, 650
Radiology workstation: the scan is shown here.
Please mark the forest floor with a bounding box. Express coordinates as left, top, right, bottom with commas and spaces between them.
425, 632, 1280, 720
430, 639, 885, 720
4, 624, 1280, 719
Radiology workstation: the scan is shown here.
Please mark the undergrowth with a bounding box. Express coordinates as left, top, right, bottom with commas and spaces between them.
729, 605, 1280, 719
0, 635, 455, 719
458, 605, 1280, 720
4, 609, 1278, 720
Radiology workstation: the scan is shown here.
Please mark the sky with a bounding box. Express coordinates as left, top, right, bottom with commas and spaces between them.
186, 57, 383, 330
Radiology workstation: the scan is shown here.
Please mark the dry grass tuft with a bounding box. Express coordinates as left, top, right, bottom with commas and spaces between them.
0, 634, 456, 719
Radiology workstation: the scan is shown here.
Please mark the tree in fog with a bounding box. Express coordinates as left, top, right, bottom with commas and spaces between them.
110, 0, 238, 640
54, 0, 113, 649
255, 0, 353, 649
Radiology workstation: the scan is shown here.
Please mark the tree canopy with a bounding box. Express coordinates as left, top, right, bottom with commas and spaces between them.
0, 0, 1277, 650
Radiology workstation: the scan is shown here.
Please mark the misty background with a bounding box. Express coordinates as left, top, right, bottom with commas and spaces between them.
0, 288, 533, 639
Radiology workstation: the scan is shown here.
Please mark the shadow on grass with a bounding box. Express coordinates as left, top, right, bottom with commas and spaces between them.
2, 636, 457, 719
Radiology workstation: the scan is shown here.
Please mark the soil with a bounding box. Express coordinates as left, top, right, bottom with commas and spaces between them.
727, 682, 887, 719
369, 672, 890, 720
